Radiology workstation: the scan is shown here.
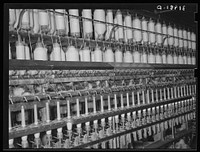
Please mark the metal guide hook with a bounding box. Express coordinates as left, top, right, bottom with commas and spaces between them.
27, 31, 33, 60
80, 39, 84, 50
77, 91, 82, 96
59, 82, 67, 92
58, 35, 63, 50
67, 93, 72, 98
58, 91, 64, 99
50, 34, 54, 46
35, 96, 41, 102
23, 96, 28, 102
85, 91, 90, 96
46, 94, 51, 100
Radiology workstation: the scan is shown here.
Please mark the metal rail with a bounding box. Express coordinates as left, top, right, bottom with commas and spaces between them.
9, 96, 193, 139
9, 73, 194, 86
9, 60, 196, 70
72, 110, 195, 148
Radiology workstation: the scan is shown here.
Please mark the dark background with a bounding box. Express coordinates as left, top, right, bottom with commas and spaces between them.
127, 3, 197, 31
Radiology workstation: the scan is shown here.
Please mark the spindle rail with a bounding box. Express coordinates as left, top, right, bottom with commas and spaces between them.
9, 59, 196, 70
9, 96, 193, 139
71, 111, 195, 148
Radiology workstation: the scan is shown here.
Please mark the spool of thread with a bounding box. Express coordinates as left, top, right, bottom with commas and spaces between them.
94, 9, 106, 40
69, 9, 80, 37
156, 20, 162, 46
137, 91, 140, 105
114, 94, 117, 110
38, 10, 49, 33
124, 14, 133, 41
123, 20, 128, 43
16, 35, 25, 60
167, 54, 173, 64
33, 9, 39, 34
133, 51, 141, 63
142, 90, 145, 104
141, 17, 148, 44
178, 55, 183, 64
104, 48, 114, 62
46, 102, 50, 123
183, 55, 187, 64
34, 37, 48, 61
9, 9, 16, 30
34, 104, 38, 125
108, 95, 111, 111
151, 89, 154, 102
94, 47, 103, 62
120, 94, 124, 108
178, 28, 183, 48
173, 25, 179, 47
148, 53, 155, 64
100, 95, 104, 112
162, 54, 167, 64
85, 97, 88, 115
82, 9, 93, 39
82, 47, 91, 62
76, 98, 80, 117
173, 54, 178, 64
49, 9, 55, 35
93, 96, 96, 113
126, 93, 129, 107
124, 51, 133, 63
57, 101, 61, 120
60, 47, 65, 61
24, 40, 30, 60
191, 32, 196, 50
141, 52, 148, 63
105, 10, 114, 40
155, 53, 162, 64
67, 100, 71, 119
183, 29, 188, 49
21, 106, 26, 127
146, 90, 150, 104
55, 9, 66, 35
65, 45, 79, 61
21, 9, 30, 30
115, 49, 123, 62
114, 17, 119, 41
132, 92, 135, 106
162, 23, 168, 47
167, 24, 174, 47
51, 42, 61, 61
91, 51, 95, 62
133, 15, 142, 43
148, 18, 156, 44
116, 10, 124, 41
